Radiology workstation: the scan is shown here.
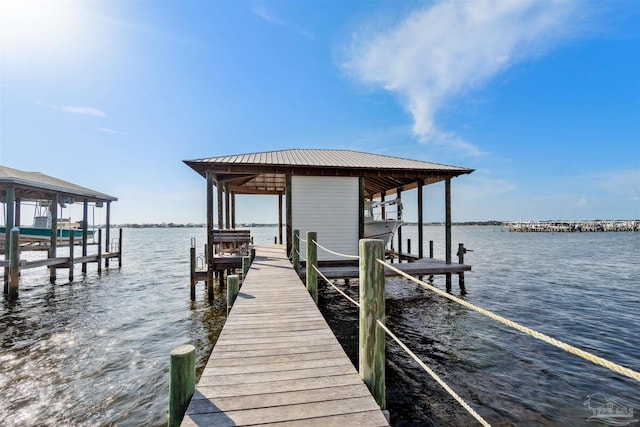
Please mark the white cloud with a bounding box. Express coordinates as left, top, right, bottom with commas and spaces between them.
55, 105, 106, 117
98, 128, 126, 136
251, 4, 314, 40
343, 0, 579, 154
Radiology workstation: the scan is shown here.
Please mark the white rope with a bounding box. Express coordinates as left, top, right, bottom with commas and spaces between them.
377, 319, 491, 427
312, 239, 360, 260
378, 259, 640, 383
314, 265, 360, 308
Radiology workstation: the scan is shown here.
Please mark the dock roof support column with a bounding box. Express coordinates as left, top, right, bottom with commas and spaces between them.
206, 172, 215, 295
445, 178, 452, 291
217, 182, 223, 231
3, 185, 15, 293
224, 183, 230, 230
417, 180, 424, 259
359, 177, 365, 239
231, 192, 236, 229
105, 201, 111, 268
278, 192, 283, 244
396, 187, 402, 261
286, 175, 292, 258
82, 198, 88, 273
50, 194, 58, 282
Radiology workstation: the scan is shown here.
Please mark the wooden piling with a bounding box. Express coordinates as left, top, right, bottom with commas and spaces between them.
97, 228, 103, 275
4, 185, 15, 293
445, 179, 452, 292
306, 231, 318, 304
407, 239, 411, 255
168, 344, 196, 427
227, 274, 239, 315
118, 228, 123, 268
50, 194, 58, 282
359, 238, 386, 410
9, 227, 20, 299
292, 229, 300, 273
242, 256, 250, 280
190, 241, 196, 301
457, 243, 466, 294
68, 232, 74, 282
82, 198, 88, 274
429, 240, 434, 258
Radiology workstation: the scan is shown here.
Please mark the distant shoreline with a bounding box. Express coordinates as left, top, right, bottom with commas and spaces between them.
109, 220, 638, 229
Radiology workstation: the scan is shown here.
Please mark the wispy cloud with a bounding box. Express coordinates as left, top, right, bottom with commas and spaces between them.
36, 100, 106, 117
343, 0, 582, 155
252, 4, 314, 40
55, 105, 106, 117
98, 128, 126, 136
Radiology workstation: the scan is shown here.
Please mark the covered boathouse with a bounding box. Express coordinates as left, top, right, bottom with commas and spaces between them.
1, 165, 118, 297
183, 149, 474, 286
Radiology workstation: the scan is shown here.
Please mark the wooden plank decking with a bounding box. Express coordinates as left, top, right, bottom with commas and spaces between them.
182, 244, 389, 426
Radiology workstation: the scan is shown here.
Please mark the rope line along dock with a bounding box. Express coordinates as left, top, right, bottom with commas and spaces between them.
181, 244, 389, 426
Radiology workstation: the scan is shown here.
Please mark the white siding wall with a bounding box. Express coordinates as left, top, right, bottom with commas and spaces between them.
292, 176, 359, 261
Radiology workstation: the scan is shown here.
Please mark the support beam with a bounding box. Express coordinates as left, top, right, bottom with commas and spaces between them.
50, 194, 58, 282
285, 174, 292, 257
445, 178, 452, 291
359, 177, 365, 239
224, 183, 230, 229
217, 183, 223, 231
82, 198, 88, 273
231, 192, 236, 229
206, 172, 215, 298
417, 179, 424, 259
396, 187, 402, 261
4, 185, 15, 293
105, 201, 111, 268
278, 193, 283, 244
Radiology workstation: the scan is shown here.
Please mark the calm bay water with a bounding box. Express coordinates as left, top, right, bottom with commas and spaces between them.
1, 226, 638, 426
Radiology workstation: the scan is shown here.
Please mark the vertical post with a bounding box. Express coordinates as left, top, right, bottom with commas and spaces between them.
227, 274, 239, 315
190, 239, 196, 301
82, 198, 88, 273
118, 228, 123, 268
417, 179, 424, 259
359, 238, 385, 410
429, 240, 434, 258
50, 194, 58, 282
396, 187, 402, 262
224, 183, 230, 229
278, 193, 283, 244
207, 172, 215, 299
305, 231, 317, 304
292, 229, 300, 273
358, 177, 365, 239
9, 227, 20, 299
217, 182, 223, 231
97, 228, 103, 274
4, 185, 15, 293
285, 174, 292, 258
445, 178, 452, 292
68, 232, 74, 282
457, 243, 466, 294
242, 256, 250, 280
407, 239, 411, 255
105, 201, 111, 268
168, 344, 195, 427
231, 192, 236, 229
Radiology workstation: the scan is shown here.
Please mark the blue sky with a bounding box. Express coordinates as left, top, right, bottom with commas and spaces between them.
1, 0, 638, 224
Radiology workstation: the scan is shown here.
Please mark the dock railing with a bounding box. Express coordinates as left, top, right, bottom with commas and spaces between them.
293, 230, 640, 426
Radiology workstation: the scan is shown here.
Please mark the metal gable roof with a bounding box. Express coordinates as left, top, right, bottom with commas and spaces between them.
0, 165, 117, 202
183, 149, 473, 198
187, 149, 470, 171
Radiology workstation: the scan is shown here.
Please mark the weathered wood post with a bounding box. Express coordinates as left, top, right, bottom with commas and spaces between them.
227, 274, 239, 315
118, 228, 123, 268
292, 229, 300, 273
445, 178, 452, 292
168, 344, 195, 427
242, 256, 250, 281
359, 238, 386, 410
190, 238, 196, 301
9, 227, 20, 299
97, 228, 102, 274
457, 243, 467, 295
306, 231, 318, 304
68, 232, 74, 282
429, 240, 434, 258
50, 194, 58, 282
407, 239, 411, 256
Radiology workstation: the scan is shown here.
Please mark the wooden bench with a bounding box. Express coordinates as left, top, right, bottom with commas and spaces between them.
212, 229, 251, 256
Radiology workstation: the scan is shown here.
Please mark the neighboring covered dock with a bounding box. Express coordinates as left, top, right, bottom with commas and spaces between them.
1, 165, 120, 298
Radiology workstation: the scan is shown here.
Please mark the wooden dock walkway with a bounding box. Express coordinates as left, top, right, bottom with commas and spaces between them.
182, 244, 389, 426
